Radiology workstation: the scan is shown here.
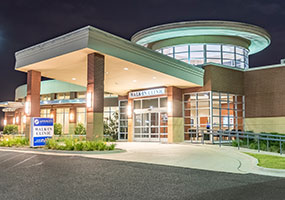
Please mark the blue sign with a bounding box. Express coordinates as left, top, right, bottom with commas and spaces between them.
31, 118, 54, 147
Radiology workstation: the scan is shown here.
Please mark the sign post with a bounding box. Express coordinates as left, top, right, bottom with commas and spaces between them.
30, 118, 54, 147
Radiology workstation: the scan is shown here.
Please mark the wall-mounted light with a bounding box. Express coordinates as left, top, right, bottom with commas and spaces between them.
12, 117, 15, 125
50, 113, 54, 119
70, 113, 74, 121
16, 117, 19, 124
3, 119, 7, 126
23, 115, 27, 124
25, 101, 31, 115
86, 92, 92, 108
167, 101, 172, 114
127, 104, 132, 117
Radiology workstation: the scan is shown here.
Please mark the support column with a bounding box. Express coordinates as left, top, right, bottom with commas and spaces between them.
167, 86, 184, 143
24, 70, 41, 139
86, 53, 105, 141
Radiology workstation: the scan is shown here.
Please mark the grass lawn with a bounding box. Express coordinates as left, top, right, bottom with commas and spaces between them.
245, 153, 285, 170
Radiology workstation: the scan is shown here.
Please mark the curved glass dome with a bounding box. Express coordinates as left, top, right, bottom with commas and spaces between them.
156, 43, 249, 69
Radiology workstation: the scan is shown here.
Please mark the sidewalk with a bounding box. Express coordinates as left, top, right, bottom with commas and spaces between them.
0, 142, 284, 177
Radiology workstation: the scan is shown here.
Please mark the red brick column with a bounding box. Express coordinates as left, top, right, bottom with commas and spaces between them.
24, 70, 41, 139
86, 53, 105, 141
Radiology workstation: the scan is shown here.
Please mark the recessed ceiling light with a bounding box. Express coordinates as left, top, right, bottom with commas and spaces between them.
124, 67, 128, 71
72, 78, 76, 81
153, 76, 157, 79
133, 80, 137, 83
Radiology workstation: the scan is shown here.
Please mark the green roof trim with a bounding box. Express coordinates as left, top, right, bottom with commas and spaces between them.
132, 21, 271, 55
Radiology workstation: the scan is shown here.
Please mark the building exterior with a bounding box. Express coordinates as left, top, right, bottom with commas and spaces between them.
2, 20, 285, 142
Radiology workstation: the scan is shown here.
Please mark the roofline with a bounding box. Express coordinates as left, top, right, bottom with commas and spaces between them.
247, 63, 285, 71
131, 20, 271, 55
15, 25, 204, 86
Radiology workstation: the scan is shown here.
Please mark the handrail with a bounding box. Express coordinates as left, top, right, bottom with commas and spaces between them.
186, 129, 284, 155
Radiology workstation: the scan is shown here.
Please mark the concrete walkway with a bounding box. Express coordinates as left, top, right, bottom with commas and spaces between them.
1, 142, 285, 177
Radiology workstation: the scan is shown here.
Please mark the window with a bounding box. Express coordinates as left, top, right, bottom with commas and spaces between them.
77, 107, 86, 126
184, 92, 245, 141
56, 108, 70, 134
158, 44, 249, 69
118, 100, 128, 140
40, 109, 50, 118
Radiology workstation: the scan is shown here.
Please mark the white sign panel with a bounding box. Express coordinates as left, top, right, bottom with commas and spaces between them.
31, 118, 54, 147
129, 88, 166, 98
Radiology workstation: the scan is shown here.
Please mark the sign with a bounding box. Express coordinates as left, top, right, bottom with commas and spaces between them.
129, 88, 166, 98
31, 118, 54, 147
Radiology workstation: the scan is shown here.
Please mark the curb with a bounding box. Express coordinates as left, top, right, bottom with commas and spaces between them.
0, 147, 126, 155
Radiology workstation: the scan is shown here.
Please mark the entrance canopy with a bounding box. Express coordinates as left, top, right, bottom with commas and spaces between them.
0, 101, 24, 112
15, 26, 204, 95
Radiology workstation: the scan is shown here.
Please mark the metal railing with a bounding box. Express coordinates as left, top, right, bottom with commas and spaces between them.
186, 129, 285, 155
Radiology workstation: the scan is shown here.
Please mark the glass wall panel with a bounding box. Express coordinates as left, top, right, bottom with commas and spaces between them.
56, 108, 69, 134
118, 100, 128, 140
158, 44, 249, 69
77, 107, 86, 127
184, 91, 245, 141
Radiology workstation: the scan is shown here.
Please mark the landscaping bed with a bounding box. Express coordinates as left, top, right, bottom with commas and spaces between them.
0, 136, 116, 151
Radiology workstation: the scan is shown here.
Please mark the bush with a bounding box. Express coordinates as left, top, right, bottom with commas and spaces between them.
0, 137, 28, 147
104, 112, 118, 140
74, 123, 86, 135
3, 125, 18, 134
45, 138, 59, 149
45, 137, 116, 151
54, 123, 62, 135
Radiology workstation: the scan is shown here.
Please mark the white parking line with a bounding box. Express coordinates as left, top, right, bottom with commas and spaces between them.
6, 155, 37, 171
0, 154, 23, 164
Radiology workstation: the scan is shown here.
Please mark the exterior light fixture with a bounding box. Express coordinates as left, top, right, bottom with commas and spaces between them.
133, 80, 137, 83
25, 101, 31, 115
72, 78, 76, 81
167, 101, 172, 114
3, 119, 7, 126
50, 113, 54, 119
13, 118, 15, 125
16, 117, 19, 124
86, 92, 92, 108
123, 67, 128, 71
127, 104, 132, 117
23, 115, 27, 124
70, 113, 74, 121
153, 77, 157, 79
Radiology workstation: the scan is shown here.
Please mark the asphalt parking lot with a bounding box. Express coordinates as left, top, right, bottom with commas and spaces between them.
0, 151, 285, 200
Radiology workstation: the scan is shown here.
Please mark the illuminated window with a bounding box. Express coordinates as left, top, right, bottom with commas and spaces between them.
158, 44, 249, 69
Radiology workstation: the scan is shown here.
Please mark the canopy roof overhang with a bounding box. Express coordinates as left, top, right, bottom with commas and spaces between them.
15, 26, 204, 96
0, 101, 24, 112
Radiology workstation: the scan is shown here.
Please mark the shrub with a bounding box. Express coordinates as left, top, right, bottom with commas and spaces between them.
45, 138, 59, 149
45, 137, 115, 151
54, 123, 62, 135
0, 137, 28, 147
104, 112, 118, 140
3, 125, 18, 134
74, 123, 86, 135
64, 138, 74, 150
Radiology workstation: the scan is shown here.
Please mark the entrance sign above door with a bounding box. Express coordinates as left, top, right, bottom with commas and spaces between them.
129, 88, 166, 98
30, 117, 54, 147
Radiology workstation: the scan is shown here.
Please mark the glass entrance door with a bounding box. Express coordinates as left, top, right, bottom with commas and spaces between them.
134, 112, 163, 142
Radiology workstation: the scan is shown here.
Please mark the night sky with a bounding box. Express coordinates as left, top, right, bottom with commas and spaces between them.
0, 0, 285, 125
